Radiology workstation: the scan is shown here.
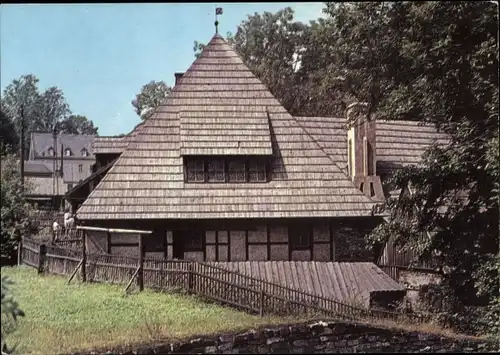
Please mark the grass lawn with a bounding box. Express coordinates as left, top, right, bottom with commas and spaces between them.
1, 266, 298, 355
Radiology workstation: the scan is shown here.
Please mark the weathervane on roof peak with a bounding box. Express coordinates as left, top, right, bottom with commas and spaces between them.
215, 7, 223, 34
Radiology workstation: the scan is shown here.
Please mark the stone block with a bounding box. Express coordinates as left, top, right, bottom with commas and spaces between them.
257, 345, 269, 353
266, 336, 284, 345
234, 330, 257, 344
204, 345, 217, 353
334, 340, 347, 347
293, 340, 309, 347
347, 339, 359, 346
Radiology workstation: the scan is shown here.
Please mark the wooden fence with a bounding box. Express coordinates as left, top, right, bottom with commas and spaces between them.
377, 234, 441, 280
19, 236, 429, 325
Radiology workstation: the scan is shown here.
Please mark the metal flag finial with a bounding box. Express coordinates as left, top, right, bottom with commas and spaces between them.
215, 7, 223, 34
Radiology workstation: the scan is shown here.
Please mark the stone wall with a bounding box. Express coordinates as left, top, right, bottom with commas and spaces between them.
79, 320, 495, 354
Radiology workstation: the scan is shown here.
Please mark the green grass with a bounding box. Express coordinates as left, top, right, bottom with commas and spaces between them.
1, 266, 297, 355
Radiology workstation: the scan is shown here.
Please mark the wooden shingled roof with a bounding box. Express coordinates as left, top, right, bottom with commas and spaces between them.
178, 40, 273, 155
92, 122, 145, 155
294, 116, 449, 175
76, 34, 375, 220
211, 261, 405, 308
92, 136, 127, 154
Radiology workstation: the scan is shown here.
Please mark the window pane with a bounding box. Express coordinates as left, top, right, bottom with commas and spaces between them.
248, 160, 266, 182
187, 159, 204, 182
185, 230, 203, 251
290, 226, 311, 250
207, 159, 224, 182
228, 160, 246, 182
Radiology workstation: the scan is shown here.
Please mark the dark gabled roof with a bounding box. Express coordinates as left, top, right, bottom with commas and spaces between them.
24, 161, 53, 175
31, 132, 96, 158
66, 158, 118, 197
26, 176, 66, 196
76, 34, 375, 220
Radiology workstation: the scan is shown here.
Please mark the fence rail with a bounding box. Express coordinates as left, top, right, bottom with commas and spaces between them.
19, 236, 429, 325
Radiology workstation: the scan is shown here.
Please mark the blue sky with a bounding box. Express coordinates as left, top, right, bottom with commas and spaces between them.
1, 3, 325, 136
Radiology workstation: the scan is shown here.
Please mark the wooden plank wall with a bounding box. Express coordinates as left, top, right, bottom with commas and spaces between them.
86, 218, 376, 263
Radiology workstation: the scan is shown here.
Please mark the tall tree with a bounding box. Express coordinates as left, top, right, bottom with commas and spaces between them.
2, 74, 99, 145
0, 110, 18, 153
58, 115, 98, 135
319, 1, 498, 334
131, 81, 172, 120
1, 75, 40, 158
34, 86, 71, 132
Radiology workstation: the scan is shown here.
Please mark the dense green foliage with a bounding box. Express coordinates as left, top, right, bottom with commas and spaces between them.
1, 276, 25, 354
0, 153, 33, 265
0, 109, 18, 153
345, 1, 499, 335
131, 80, 172, 120
195, 1, 499, 336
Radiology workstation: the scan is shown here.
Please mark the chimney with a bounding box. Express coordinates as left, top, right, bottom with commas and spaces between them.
346, 102, 384, 200
174, 72, 184, 86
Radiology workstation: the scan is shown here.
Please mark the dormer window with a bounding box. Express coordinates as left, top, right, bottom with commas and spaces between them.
248, 160, 266, 182
185, 156, 268, 183
81, 148, 89, 157
228, 159, 246, 182
47, 147, 54, 156
186, 159, 204, 182
207, 159, 225, 182
65, 148, 72, 156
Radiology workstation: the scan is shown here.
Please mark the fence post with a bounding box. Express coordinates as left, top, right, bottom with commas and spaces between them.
17, 237, 23, 266
37, 243, 46, 274
138, 234, 144, 291
106, 230, 111, 254
259, 288, 265, 317
81, 230, 87, 282
187, 263, 193, 292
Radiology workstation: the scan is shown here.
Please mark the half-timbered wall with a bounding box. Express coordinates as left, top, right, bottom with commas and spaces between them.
83, 217, 380, 262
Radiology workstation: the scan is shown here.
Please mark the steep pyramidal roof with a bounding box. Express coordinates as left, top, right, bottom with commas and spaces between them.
178, 37, 273, 155
77, 34, 375, 220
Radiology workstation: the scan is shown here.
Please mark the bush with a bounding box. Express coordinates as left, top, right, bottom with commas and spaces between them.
1, 153, 33, 265
1, 276, 25, 354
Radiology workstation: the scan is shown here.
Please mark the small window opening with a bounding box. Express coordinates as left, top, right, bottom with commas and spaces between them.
290, 225, 312, 250
184, 230, 203, 251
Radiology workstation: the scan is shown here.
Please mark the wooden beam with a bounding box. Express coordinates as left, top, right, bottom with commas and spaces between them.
67, 259, 84, 284
138, 234, 144, 291
76, 226, 152, 234
124, 266, 141, 293
81, 231, 87, 282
